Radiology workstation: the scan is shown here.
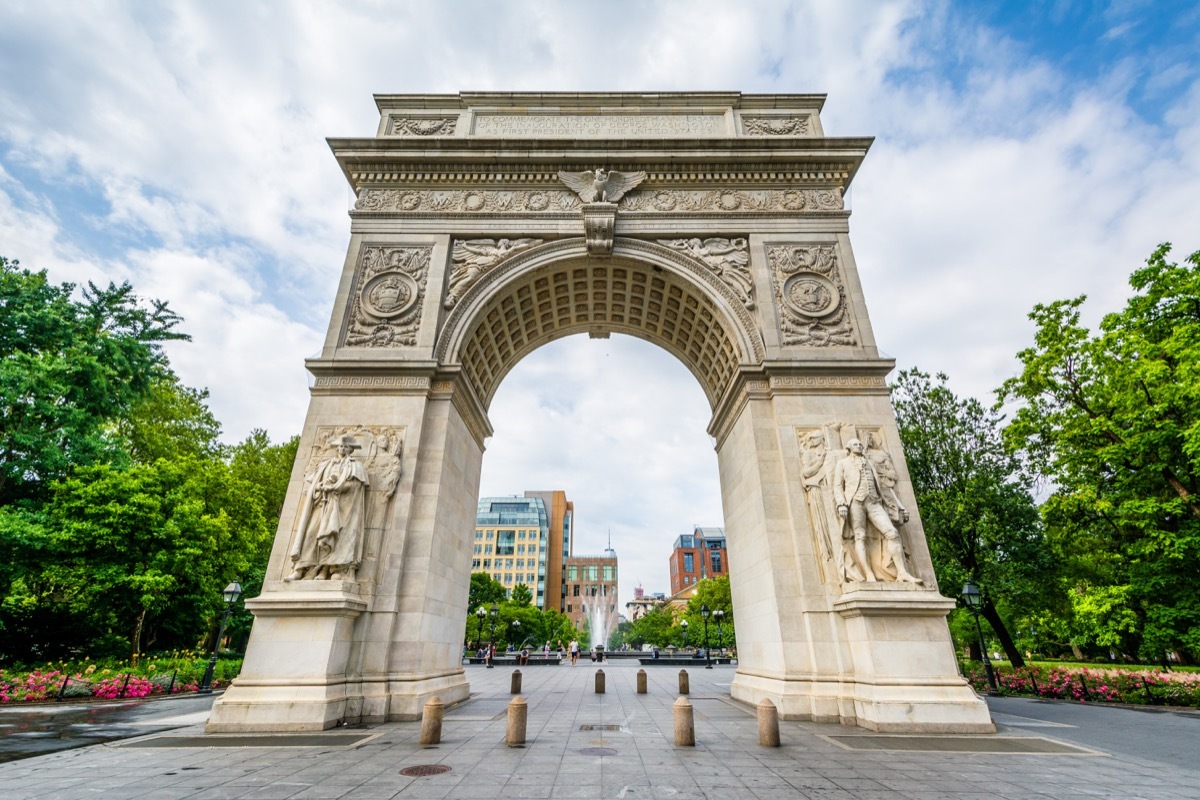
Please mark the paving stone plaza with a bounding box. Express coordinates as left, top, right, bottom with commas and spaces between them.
4, 661, 1199, 799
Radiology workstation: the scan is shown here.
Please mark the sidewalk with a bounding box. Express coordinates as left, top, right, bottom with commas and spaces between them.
2, 660, 1199, 799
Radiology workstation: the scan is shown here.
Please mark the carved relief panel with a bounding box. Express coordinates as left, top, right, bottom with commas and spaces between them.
797, 423, 922, 588
285, 425, 405, 583
767, 244, 856, 347
658, 238, 754, 308
445, 238, 541, 308
343, 246, 431, 347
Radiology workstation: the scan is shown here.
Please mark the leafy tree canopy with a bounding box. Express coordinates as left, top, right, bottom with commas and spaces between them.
997, 244, 1200, 662
0, 257, 187, 505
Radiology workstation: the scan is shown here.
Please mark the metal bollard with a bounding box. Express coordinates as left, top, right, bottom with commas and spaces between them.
595, 669, 605, 694
511, 669, 522, 694
636, 669, 647, 694
673, 696, 695, 746
678, 669, 689, 695
419, 696, 444, 746
757, 698, 780, 747
506, 695, 527, 746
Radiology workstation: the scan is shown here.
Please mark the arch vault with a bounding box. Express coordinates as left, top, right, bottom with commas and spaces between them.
208, 92, 992, 734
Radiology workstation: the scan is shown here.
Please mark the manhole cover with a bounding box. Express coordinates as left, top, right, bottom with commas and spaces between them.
579, 747, 618, 756
579, 724, 621, 731
400, 764, 452, 777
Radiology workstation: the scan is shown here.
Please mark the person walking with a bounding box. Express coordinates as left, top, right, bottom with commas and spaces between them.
569, 639, 580, 665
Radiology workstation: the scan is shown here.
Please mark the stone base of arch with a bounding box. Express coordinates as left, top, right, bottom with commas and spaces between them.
730, 587, 993, 733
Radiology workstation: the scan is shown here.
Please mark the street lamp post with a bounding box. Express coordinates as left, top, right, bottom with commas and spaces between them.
962, 581, 998, 693
680, 619, 689, 650
511, 619, 521, 650
486, 603, 498, 669
475, 606, 486, 651
701, 604, 712, 669
713, 609, 725, 657
198, 582, 242, 694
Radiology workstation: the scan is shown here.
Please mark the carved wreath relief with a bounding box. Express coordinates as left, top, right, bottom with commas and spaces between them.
388, 116, 457, 136
620, 188, 842, 213
285, 425, 404, 583
798, 424, 922, 587
741, 115, 810, 136
344, 246, 430, 347
355, 189, 582, 214
659, 238, 754, 308
445, 238, 541, 308
767, 244, 856, 346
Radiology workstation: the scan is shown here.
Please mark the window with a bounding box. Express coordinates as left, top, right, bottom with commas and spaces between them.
527, 573, 535, 583
472, 559, 480, 568
485, 544, 493, 555
516, 559, 524, 568
483, 559, 491, 568
473, 544, 481, 554
587, 565, 598, 581
684, 553, 694, 572
602, 565, 613, 581
490, 502, 529, 513
517, 544, 525, 554
573, 585, 580, 597
486, 530, 494, 539
518, 530, 526, 540
567, 604, 572, 613
710, 552, 722, 573
496, 530, 516, 556
567, 566, 577, 581
475, 531, 483, 540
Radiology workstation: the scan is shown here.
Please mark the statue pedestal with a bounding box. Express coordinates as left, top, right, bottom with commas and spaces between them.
831, 585, 993, 732
206, 589, 367, 733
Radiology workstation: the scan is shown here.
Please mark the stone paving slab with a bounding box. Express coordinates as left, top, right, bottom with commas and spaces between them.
2, 662, 1199, 799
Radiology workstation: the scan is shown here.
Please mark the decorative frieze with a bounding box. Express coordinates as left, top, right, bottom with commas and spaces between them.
620, 188, 842, 213
742, 115, 811, 136
311, 376, 431, 390
472, 113, 726, 137
659, 238, 754, 309
343, 246, 431, 348
766, 244, 856, 347
388, 117, 457, 136
355, 188, 581, 214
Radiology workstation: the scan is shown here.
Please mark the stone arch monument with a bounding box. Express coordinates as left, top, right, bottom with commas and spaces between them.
207, 93, 993, 734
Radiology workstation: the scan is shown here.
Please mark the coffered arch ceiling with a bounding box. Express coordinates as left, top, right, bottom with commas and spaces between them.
437, 238, 764, 409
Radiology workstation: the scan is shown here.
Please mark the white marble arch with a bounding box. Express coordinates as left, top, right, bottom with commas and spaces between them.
206, 91, 993, 735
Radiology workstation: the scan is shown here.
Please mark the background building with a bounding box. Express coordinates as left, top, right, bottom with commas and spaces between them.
625, 585, 666, 621
473, 496, 551, 608
668, 526, 728, 595
563, 537, 618, 641
523, 490, 573, 612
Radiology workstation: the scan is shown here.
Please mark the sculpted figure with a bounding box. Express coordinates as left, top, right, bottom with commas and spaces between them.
286, 435, 369, 582
663, 237, 754, 308
800, 429, 845, 581
558, 168, 647, 203
832, 438, 922, 584
445, 238, 539, 308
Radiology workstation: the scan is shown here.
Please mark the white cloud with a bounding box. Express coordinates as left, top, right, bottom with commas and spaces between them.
1, 0, 1197, 607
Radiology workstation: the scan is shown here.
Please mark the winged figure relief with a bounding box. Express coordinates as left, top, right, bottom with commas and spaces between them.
445, 238, 540, 308
558, 169, 647, 203
662, 237, 755, 308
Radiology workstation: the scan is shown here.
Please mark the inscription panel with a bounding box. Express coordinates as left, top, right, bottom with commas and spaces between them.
472, 113, 727, 137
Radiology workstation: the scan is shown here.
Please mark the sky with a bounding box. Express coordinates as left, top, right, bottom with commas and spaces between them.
2, 1, 1198, 612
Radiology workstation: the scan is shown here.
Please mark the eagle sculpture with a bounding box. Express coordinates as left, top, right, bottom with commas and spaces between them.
558, 168, 647, 203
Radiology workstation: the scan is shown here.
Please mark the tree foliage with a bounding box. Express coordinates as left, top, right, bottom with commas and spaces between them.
892, 369, 1054, 666
0, 256, 295, 664
998, 244, 1200, 662
0, 257, 186, 506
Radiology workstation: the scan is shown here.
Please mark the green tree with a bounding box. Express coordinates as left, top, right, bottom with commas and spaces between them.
629, 605, 677, 648
0, 257, 186, 506
998, 244, 1200, 662
510, 583, 534, 606
468, 572, 506, 611
113, 374, 222, 464
892, 369, 1054, 667
683, 577, 736, 652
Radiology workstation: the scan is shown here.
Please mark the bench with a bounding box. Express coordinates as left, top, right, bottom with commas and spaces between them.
465, 655, 562, 666
638, 657, 735, 666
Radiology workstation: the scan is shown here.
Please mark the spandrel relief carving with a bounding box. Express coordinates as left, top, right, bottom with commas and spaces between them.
659, 238, 754, 309
344, 246, 430, 347
285, 425, 405, 583
798, 424, 922, 587
445, 239, 540, 308
767, 244, 856, 347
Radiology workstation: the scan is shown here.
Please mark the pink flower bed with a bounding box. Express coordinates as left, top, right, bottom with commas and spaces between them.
965, 663, 1200, 707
